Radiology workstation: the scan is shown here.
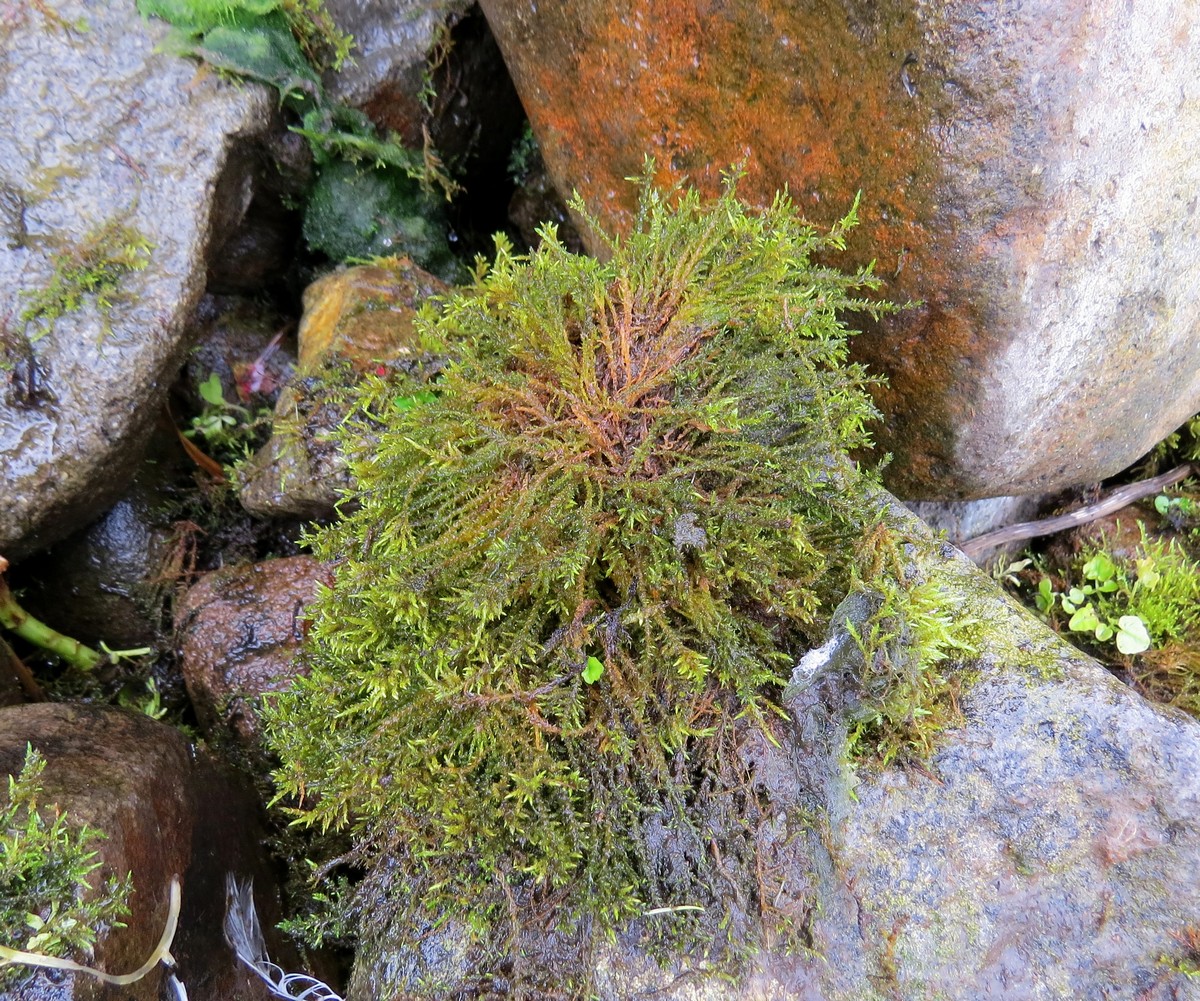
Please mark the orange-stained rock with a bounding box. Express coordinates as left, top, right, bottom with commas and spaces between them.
296, 257, 447, 371
480, 0, 1200, 500
238, 258, 447, 519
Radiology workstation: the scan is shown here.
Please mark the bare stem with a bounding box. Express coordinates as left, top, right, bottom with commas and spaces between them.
959, 464, 1194, 559
0, 557, 104, 671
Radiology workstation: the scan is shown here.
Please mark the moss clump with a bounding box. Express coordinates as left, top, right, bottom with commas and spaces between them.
843, 531, 979, 766
19, 220, 152, 339
301, 158, 455, 277
267, 169, 891, 971
0, 747, 132, 990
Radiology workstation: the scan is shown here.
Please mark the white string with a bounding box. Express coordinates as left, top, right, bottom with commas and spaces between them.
224, 875, 344, 1001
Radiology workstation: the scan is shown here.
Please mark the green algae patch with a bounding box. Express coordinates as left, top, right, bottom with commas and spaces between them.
266, 170, 896, 975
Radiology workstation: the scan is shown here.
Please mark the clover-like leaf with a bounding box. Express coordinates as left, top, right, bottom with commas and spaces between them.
198, 372, 226, 407
1035, 577, 1055, 613
1115, 616, 1151, 655
1068, 604, 1100, 634
1082, 554, 1116, 583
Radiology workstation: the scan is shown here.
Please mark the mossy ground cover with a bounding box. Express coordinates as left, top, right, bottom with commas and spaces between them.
996, 416, 1200, 719
261, 170, 977, 982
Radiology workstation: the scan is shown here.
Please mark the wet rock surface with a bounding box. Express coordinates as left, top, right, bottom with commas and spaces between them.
238, 259, 446, 519
182, 295, 296, 417
480, 0, 1200, 500
323, 0, 473, 142
0, 0, 273, 559
175, 556, 332, 749
9, 431, 186, 652
349, 501, 1200, 1000
904, 494, 1050, 564
0, 704, 285, 1001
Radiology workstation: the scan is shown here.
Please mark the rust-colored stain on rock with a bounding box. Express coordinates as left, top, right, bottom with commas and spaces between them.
483, 1, 1200, 498
481, 0, 982, 495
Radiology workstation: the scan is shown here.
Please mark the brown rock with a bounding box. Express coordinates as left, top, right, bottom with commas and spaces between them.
0, 704, 285, 1001
295, 258, 446, 371
175, 556, 332, 749
480, 0, 1200, 500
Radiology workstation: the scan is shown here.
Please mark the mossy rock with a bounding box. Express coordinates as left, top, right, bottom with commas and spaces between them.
267, 170, 898, 980
263, 170, 1200, 999
345, 496, 1200, 999
303, 160, 458, 278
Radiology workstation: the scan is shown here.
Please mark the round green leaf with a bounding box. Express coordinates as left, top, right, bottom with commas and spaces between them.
1068, 605, 1100, 633
1115, 616, 1151, 655
582, 656, 605, 684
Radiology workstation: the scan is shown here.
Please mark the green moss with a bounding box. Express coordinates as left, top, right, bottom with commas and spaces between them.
844, 569, 978, 767
266, 169, 895, 977
19, 219, 153, 339
301, 159, 457, 278
0, 747, 132, 990
823, 523, 979, 766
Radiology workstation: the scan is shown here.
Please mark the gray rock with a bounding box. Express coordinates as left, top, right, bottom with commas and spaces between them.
10, 429, 187, 651
903, 494, 1050, 564
480, 0, 1200, 500
0, 0, 273, 559
348, 496, 1200, 999
322, 0, 473, 138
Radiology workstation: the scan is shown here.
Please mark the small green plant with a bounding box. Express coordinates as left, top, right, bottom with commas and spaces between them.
185, 372, 272, 466
1032, 534, 1200, 657
266, 168, 894, 981
139, 0, 351, 73
507, 123, 540, 184
117, 677, 168, 721
19, 220, 153, 339
0, 747, 132, 990
1033, 552, 1151, 655
139, 0, 459, 272
1154, 491, 1200, 533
